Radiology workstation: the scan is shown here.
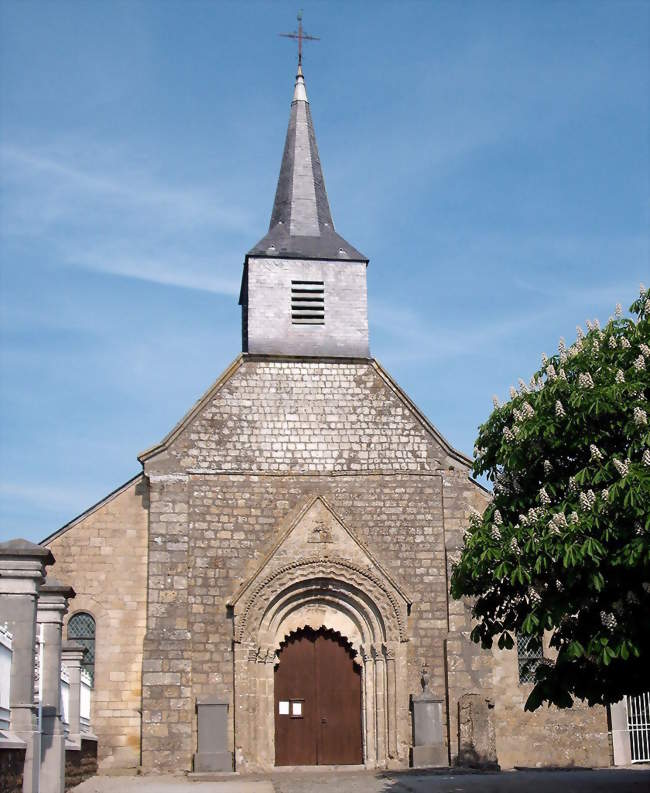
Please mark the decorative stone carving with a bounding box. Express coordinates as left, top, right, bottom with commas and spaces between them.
307, 519, 334, 544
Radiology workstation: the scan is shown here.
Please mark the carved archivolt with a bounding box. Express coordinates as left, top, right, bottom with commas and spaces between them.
234, 556, 408, 645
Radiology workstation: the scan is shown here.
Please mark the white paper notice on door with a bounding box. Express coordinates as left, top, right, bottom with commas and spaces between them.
279, 701, 289, 715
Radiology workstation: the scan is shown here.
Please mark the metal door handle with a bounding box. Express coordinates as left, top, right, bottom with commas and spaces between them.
321, 717, 327, 724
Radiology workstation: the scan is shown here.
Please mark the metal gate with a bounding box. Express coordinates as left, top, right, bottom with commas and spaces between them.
627, 692, 650, 762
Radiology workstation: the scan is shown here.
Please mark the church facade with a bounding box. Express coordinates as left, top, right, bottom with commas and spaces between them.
42, 65, 610, 773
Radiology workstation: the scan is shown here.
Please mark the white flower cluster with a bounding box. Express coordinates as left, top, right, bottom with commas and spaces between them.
543, 459, 553, 475
494, 509, 503, 525
640, 343, 650, 358
579, 490, 596, 510
578, 372, 595, 389
615, 303, 623, 319
643, 449, 650, 467
590, 444, 603, 462
645, 299, 650, 315
569, 511, 579, 525
541, 352, 548, 365
491, 524, 501, 541
528, 587, 542, 606
546, 364, 557, 381
539, 487, 551, 506
509, 385, 517, 399
613, 458, 630, 477
608, 336, 617, 349
555, 579, 565, 592
635, 522, 644, 537
520, 507, 544, 525
492, 395, 500, 409
641, 283, 647, 296
633, 354, 646, 371
576, 326, 585, 340
510, 537, 521, 555
549, 512, 567, 534
615, 369, 625, 384
568, 476, 578, 493
621, 337, 631, 349
601, 488, 609, 502
555, 400, 566, 418
503, 426, 515, 442
522, 402, 534, 419
518, 378, 529, 393
559, 337, 566, 353
600, 611, 618, 630
592, 339, 600, 355
634, 407, 648, 426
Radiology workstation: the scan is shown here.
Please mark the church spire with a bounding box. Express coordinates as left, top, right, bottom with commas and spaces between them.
247, 65, 366, 262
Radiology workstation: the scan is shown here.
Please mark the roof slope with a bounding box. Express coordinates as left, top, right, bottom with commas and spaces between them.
248, 67, 366, 262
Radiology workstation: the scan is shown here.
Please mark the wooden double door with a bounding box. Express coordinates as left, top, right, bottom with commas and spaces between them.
274, 627, 363, 766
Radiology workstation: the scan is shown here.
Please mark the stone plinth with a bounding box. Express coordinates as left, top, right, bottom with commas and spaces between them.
193, 697, 232, 772
411, 694, 446, 767
457, 693, 499, 770
61, 642, 85, 748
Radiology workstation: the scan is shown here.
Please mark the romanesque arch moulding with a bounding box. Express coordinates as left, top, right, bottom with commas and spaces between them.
229, 499, 412, 771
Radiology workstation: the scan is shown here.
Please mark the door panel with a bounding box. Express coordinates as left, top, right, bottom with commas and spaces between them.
274, 628, 363, 766
316, 633, 363, 765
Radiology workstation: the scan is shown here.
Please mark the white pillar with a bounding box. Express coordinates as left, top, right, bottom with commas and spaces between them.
61, 642, 85, 748
610, 699, 632, 766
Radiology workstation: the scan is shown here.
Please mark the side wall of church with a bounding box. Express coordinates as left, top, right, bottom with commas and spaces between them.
442, 470, 610, 769
43, 477, 149, 770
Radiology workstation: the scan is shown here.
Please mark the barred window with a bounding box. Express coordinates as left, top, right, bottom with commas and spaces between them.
68, 612, 96, 685
517, 634, 543, 684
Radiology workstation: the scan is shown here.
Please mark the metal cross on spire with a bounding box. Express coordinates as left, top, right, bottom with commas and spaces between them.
279, 10, 320, 68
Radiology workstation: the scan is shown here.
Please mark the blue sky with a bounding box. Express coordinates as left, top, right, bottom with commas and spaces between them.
1, 1, 648, 543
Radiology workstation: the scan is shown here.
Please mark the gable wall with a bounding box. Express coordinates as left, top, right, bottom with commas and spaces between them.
43, 478, 149, 770
141, 358, 460, 770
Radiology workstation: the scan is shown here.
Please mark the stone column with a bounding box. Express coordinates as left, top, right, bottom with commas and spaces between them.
37, 579, 75, 793
383, 643, 398, 760
360, 645, 376, 766
0, 538, 54, 793
60, 642, 85, 748
372, 644, 387, 767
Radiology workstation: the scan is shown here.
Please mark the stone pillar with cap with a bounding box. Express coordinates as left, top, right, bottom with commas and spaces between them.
60, 642, 85, 748
410, 662, 446, 767
37, 579, 75, 793
0, 538, 54, 793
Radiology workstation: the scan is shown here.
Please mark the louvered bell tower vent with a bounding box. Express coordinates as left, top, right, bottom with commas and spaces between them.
291, 280, 325, 325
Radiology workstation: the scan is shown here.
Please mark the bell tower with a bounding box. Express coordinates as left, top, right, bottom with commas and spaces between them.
240, 65, 370, 358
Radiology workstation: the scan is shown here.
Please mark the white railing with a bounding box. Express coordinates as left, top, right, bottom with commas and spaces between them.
0, 623, 12, 730
627, 692, 650, 763
80, 669, 91, 733
60, 664, 70, 738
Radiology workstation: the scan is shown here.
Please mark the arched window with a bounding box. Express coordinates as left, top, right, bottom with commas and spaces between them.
67, 612, 96, 685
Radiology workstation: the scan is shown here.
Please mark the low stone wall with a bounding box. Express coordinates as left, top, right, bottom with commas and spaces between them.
0, 745, 26, 793
65, 739, 98, 791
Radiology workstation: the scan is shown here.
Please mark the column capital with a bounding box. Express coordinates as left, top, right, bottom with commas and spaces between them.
61, 641, 85, 668
0, 539, 54, 595
37, 579, 75, 625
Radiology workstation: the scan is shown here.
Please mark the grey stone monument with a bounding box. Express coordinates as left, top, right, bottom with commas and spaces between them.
411, 663, 447, 767
37, 579, 75, 793
457, 692, 499, 770
0, 539, 54, 793
193, 697, 232, 772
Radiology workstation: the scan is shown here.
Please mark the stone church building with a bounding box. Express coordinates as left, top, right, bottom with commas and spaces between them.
42, 65, 610, 773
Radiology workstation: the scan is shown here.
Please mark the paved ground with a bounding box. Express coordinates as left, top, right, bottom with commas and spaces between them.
72, 767, 650, 793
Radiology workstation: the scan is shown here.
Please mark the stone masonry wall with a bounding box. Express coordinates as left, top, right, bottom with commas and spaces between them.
44, 477, 149, 770
142, 358, 465, 771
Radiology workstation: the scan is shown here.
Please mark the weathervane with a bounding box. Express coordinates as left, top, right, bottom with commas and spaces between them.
279, 10, 320, 68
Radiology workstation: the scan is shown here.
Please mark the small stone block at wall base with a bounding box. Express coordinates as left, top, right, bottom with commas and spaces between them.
411, 695, 447, 767
193, 697, 233, 773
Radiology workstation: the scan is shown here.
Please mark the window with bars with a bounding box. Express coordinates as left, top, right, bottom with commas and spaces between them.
291, 280, 324, 324
68, 612, 96, 686
516, 634, 544, 684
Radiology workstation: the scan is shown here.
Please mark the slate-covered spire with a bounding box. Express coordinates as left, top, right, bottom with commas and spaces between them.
248, 67, 366, 261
